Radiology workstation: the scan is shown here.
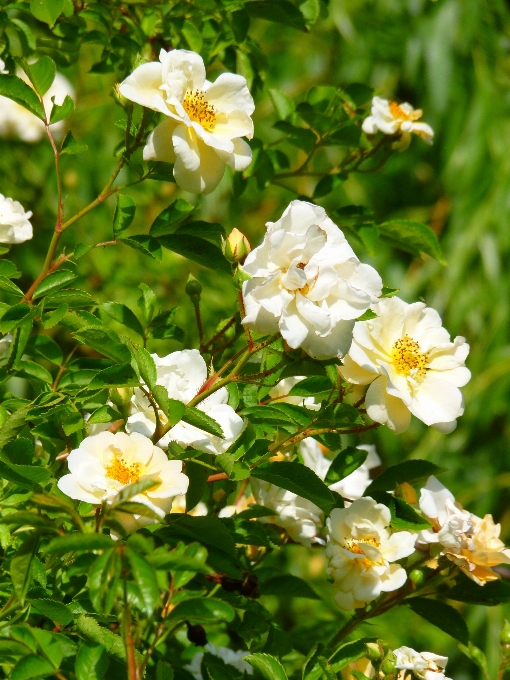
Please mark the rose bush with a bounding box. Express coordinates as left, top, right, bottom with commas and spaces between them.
0, 1, 508, 679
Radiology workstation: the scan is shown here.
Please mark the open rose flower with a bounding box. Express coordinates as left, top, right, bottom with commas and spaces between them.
340, 296, 471, 434
0, 194, 33, 244
119, 49, 254, 194
0, 72, 74, 143
326, 497, 416, 610
362, 96, 434, 150
418, 476, 510, 585
57, 431, 189, 534
126, 349, 244, 454
241, 200, 382, 359
394, 646, 451, 680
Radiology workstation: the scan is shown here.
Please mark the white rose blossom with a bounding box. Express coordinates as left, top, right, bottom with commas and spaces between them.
0, 194, 33, 244
418, 476, 510, 585
326, 497, 416, 610
268, 376, 320, 410
186, 644, 253, 679
119, 49, 254, 194
171, 494, 208, 517
251, 439, 380, 547
0, 72, 74, 143
126, 349, 244, 454
340, 296, 471, 434
362, 96, 434, 151
57, 431, 189, 535
241, 200, 383, 360
394, 646, 451, 680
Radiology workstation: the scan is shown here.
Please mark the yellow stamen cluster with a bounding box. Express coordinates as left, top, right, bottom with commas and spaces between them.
106, 458, 142, 485
389, 101, 422, 122
183, 89, 216, 130
392, 335, 429, 378
344, 537, 382, 567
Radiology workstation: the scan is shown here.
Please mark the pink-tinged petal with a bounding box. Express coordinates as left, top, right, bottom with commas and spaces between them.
119, 62, 163, 109
143, 118, 178, 163
205, 73, 254, 115
365, 376, 411, 433
160, 49, 206, 90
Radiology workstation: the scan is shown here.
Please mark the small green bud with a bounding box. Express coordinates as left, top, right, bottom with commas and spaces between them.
222, 228, 251, 264
380, 652, 397, 676
365, 642, 383, 663
109, 387, 134, 407
409, 568, 425, 587
501, 619, 510, 645
185, 275, 202, 303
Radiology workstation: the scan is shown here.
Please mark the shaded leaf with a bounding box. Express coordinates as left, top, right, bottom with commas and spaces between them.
406, 597, 469, 644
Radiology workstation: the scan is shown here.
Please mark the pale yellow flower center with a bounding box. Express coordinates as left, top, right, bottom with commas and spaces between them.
392, 335, 429, 378
389, 101, 422, 122
106, 457, 142, 485
344, 537, 383, 567
183, 89, 216, 130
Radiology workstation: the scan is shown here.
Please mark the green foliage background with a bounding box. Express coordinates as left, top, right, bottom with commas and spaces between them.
1, 0, 510, 677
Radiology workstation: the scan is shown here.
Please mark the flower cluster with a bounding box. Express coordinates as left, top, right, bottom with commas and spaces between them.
418, 476, 510, 584
394, 646, 451, 680
119, 49, 254, 194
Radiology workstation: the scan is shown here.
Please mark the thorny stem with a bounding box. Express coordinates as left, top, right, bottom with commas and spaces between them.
123, 573, 139, 680
141, 386, 164, 445
268, 422, 380, 453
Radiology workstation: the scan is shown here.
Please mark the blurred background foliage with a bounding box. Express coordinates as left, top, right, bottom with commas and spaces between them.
2, 0, 510, 676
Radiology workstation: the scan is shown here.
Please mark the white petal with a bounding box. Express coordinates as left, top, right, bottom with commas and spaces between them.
174, 138, 226, 194
143, 118, 177, 163
365, 376, 411, 433
173, 123, 200, 171
119, 62, 163, 109
205, 73, 254, 115
160, 49, 206, 90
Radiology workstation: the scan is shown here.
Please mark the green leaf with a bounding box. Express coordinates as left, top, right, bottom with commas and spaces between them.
146, 161, 176, 182
273, 120, 316, 152
11, 533, 40, 604
49, 94, 75, 123
29, 599, 73, 627
0, 405, 30, 448
101, 302, 143, 336
149, 551, 212, 574
251, 461, 335, 514
10, 654, 56, 680
0, 75, 45, 120
32, 270, 78, 300
165, 598, 235, 626
112, 477, 161, 505
126, 547, 160, 615
185, 460, 209, 512
324, 447, 368, 487
260, 575, 319, 599
390, 496, 432, 531
60, 131, 88, 155
149, 198, 195, 237
162, 515, 236, 556
445, 573, 510, 605
89, 363, 139, 389
28, 334, 63, 364
159, 234, 230, 273
355, 309, 377, 321
21, 56, 55, 96
288, 376, 331, 397
73, 328, 131, 364
75, 615, 142, 665
328, 638, 376, 669
129, 342, 157, 389
43, 533, 114, 555
268, 88, 295, 120
155, 660, 174, 680
458, 642, 490, 679
344, 83, 374, 107
16, 359, 53, 383
62, 411, 85, 435
377, 220, 446, 265
75, 642, 110, 680
246, 1, 307, 31
30, 0, 64, 26
0, 260, 21, 278
120, 235, 162, 260
406, 597, 469, 644
313, 174, 345, 199
0, 275, 24, 296
88, 549, 121, 616
364, 460, 445, 496
182, 406, 224, 438
112, 195, 136, 237
244, 653, 289, 680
